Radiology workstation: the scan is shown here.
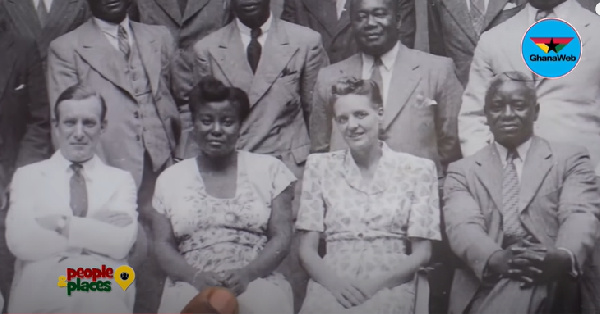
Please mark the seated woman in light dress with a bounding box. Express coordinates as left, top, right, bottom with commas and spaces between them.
296, 77, 442, 314
151, 78, 296, 314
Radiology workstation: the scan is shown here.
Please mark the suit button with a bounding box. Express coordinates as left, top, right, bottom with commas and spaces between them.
358, 232, 363, 238
134, 112, 139, 118
136, 135, 141, 141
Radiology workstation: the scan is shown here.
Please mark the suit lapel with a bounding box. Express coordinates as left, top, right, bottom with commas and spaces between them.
154, 0, 182, 25
4, 0, 42, 38
0, 34, 17, 116
519, 137, 553, 213
212, 23, 254, 94
182, 0, 210, 24
76, 20, 135, 98
248, 18, 298, 106
440, 0, 479, 44
474, 145, 504, 210
332, 3, 351, 40
131, 22, 162, 96
382, 44, 420, 130
481, 0, 509, 31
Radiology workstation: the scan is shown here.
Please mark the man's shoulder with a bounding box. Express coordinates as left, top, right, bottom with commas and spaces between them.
193, 23, 231, 51
278, 19, 321, 43
404, 46, 454, 70
318, 55, 361, 81
50, 19, 92, 49
543, 139, 591, 162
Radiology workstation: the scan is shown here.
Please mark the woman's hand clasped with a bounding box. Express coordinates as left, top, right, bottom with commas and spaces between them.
192, 272, 224, 292
219, 269, 252, 296
323, 277, 377, 309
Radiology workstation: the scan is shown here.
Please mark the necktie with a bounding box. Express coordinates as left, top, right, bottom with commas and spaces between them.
470, 0, 485, 34
118, 25, 131, 61
178, 0, 188, 14
70, 163, 88, 218
247, 28, 262, 74
502, 149, 525, 243
370, 57, 384, 101
535, 9, 555, 21
36, 0, 48, 27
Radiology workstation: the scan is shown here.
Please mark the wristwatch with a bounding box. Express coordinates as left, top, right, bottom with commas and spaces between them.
55, 216, 67, 234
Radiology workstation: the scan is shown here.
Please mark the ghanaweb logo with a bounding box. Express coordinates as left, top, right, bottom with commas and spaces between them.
522, 18, 581, 78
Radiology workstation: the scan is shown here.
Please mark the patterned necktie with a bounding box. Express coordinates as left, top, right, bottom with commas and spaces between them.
247, 28, 262, 74
535, 9, 555, 21
36, 0, 48, 27
118, 25, 131, 61
178, 0, 188, 14
70, 163, 88, 218
470, 0, 485, 34
370, 57, 384, 102
502, 149, 525, 241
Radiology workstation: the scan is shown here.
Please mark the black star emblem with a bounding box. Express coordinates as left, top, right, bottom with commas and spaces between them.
546, 38, 559, 53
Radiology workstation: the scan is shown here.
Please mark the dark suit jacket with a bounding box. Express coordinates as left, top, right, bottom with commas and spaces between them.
310, 42, 463, 177
427, 0, 527, 86
281, 0, 416, 63
1, 0, 90, 69
0, 31, 51, 193
443, 137, 600, 314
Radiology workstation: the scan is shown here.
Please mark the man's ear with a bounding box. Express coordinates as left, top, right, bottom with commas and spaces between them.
533, 103, 540, 121
101, 120, 108, 133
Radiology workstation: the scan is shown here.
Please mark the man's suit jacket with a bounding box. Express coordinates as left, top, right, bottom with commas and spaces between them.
310, 42, 463, 177
5, 154, 138, 313
1, 0, 90, 69
427, 0, 527, 86
0, 31, 50, 193
459, 1, 600, 175
281, 0, 416, 63
184, 18, 328, 178
577, 0, 600, 11
47, 20, 181, 188
443, 137, 600, 314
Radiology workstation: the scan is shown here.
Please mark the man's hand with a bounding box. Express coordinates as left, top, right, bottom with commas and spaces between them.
508, 246, 546, 287
91, 211, 133, 227
219, 269, 252, 297
486, 249, 514, 277
36, 214, 65, 232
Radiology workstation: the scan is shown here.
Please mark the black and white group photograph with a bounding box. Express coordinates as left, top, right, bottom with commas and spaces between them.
1, 0, 600, 313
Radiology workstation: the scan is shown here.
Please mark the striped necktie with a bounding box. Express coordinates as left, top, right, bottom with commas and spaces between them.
36, 0, 49, 27
502, 149, 526, 244
470, 0, 485, 34
70, 163, 88, 218
118, 25, 131, 61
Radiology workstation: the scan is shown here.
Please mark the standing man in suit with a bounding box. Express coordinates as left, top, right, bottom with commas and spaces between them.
183, 0, 328, 310
427, 0, 527, 87
46, 0, 182, 312
0, 17, 51, 311
281, 0, 416, 63
1, 0, 90, 70
6, 84, 139, 313
459, 0, 600, 176
444, 72, 600, 314
310, 0, 463, 178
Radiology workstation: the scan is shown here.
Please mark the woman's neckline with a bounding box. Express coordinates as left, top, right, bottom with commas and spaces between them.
194, 151, 243, 201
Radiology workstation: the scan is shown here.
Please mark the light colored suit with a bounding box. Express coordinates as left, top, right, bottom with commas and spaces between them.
183, 18, 328, 178
458, 1, 600, 175
427, 0, 527, 86
310, 43, 463, 177
443, 137, 600, 314
5, 152, 138, 313
47, 19, 181, 188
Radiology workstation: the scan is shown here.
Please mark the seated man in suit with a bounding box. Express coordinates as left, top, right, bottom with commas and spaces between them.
444, 72, 600, 314
5, 84, 139, 313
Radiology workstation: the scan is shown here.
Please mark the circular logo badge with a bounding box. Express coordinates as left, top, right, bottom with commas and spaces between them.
521, 18, 581, 79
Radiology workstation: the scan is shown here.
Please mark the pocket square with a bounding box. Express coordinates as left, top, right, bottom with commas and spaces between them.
281, 68, 298, 77
414, 93, 437, 109
14, 84, 25, 91
503, 2, 517, 10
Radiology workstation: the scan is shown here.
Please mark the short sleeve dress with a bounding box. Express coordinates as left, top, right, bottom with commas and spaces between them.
296, 143, 442, 314
153, 151, 297, 314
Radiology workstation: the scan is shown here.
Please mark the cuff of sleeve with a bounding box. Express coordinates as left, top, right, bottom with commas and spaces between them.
557, 247, 580, 278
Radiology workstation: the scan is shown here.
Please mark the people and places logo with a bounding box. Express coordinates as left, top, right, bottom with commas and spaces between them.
57, 265, 135, 296
522, 18, 581, 78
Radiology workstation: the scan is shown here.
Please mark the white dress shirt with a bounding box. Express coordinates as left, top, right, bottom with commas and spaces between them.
236, 13, 273, 51
494, 138, 532, 182
31, 0, 53, 11
527, 0, 574, 23
361, 41, 400, 107
336, 0, 347, 19
465, 0, 489, 13
94, 16, 134, 51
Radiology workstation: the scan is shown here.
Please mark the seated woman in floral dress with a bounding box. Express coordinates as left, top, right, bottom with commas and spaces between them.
296, 77, 442, 314
151, 77, 296, 314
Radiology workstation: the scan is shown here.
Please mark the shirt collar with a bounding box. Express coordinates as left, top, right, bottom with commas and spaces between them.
236, 12, 273, 38
527, 0, 574, 22
94, 16, 131, 39
52, 150, 99, 179
362, 41, 400, 73
495, 138, 533, 164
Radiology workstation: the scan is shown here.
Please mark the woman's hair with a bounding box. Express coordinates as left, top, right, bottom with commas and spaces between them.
189, 77, 251, 123
330, 77, 388, 141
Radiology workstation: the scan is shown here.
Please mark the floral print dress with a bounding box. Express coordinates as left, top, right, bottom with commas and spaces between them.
296, 143, 442, 314
152, 151, 296, 313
